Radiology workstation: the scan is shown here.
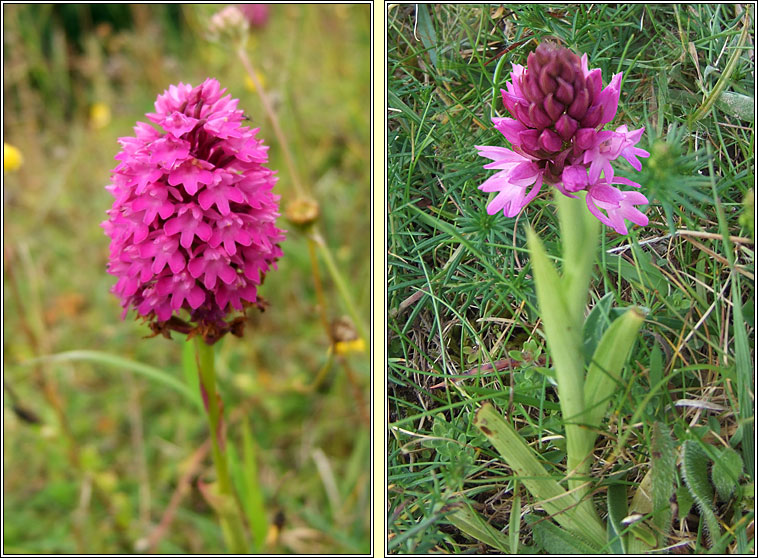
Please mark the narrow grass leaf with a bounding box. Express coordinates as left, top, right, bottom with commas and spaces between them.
415, 4, 438, 68
225, 443, 249, 549
707, 142, 754, 479
20, 350, 202, 410
606, 252, 669, 295
388, 509, 449, 552
606, 483, 628, 554
687, 11, 751, 126
509, 480, 521, 554
240, 417, 268, 551
731, 271, 754, 479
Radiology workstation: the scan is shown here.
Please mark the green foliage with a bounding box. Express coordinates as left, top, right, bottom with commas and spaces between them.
676, 484, 695, 522
711, 447, 744, 501
447, 501, 511, 554
650, 422, 677, 543
681, 440, 721, 546
739, 188, 754, 238
474, 404, 606, 548
527, 514, 602, 555
388, 3, 754, 554
421, 413, 478, 490
583, 307, 646, 433
639, 124, 713, 231
3, 4, 370, 554
606, 482, 630, 553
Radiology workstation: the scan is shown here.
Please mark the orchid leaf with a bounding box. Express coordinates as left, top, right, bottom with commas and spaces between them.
474, 404, 606, 548
583, 307, 646, 433
606, 483, 628, 554
447, 501, 511, 553
527, 515, 602, 554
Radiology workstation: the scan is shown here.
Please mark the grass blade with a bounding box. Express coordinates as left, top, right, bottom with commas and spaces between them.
19, 350, 202, 410
240, 417, 268, 551
606, 483, 628, 553
528, 514, 603, 554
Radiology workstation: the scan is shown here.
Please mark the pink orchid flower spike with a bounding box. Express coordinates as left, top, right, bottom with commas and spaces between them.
103, 78, 285, 342
476, 40, 651, 234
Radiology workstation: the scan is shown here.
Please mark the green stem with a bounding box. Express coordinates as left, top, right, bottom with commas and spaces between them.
236, 44, 305, 197
556, 191, 601, 492
235, 43, 367, 346
526, 192, 602, 526
311, 229, 369, 343
687, 8, 751, 126
194, 338, 248, 554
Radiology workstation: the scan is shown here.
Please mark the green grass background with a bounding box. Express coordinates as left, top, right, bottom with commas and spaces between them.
3, 4, 370, 554
388, 4, 753, 554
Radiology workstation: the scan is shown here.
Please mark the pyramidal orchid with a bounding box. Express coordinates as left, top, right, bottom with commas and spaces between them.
476, 41, 650, 234
472, 43, 654, 545
103, 78, 285, 343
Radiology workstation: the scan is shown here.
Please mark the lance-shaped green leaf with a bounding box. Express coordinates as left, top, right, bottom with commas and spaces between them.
241, 417, 268, 551
474, 404, 606, 548
711, 447, 744, 501
527, 514, 603, 554
626, 467, 659, 553
650, 423, 677, 543
606, 482, 629, 554
446, 501, 511, 554
583, 307, 646, 433
509, 480, 522, 554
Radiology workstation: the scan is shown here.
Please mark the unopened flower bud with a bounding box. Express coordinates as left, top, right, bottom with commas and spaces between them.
207, 6, 249, 45
239, 4, 270, 28
285, 197, 320, 228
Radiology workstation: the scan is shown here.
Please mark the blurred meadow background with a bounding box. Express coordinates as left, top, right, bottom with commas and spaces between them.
3, 3, 370, 554
388, 4, 754, 554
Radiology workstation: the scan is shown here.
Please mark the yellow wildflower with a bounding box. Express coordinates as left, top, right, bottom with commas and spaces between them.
245, 71, 266, 93
90, 102, 112, 130
3, 142, 23, 172
334, 337, 366, 355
